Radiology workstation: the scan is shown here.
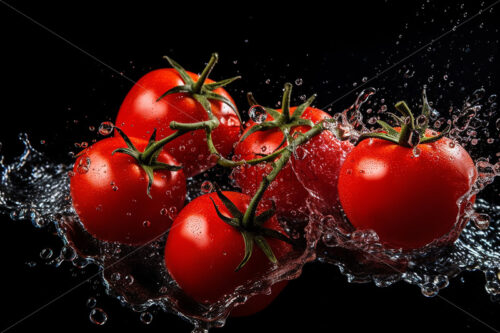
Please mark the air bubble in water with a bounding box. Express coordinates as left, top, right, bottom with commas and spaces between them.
295, 78, 303, 86
249, 105, 267, 123
89, 308, 108, 325
99, 122, 114, 136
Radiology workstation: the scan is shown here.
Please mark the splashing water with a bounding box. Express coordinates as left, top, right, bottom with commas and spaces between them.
0, 88, 499, 332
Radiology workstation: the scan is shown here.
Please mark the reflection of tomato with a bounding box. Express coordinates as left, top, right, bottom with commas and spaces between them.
115, 68, 241, 178
70, 137, 186, 245
338, 129, 477, 250
233, 107, 353, 222
164, 191, 291, 314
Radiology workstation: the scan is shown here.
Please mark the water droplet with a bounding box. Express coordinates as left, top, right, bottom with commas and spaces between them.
225, 116, 239, 127
25, 261, 37, 268
404, 69, 415, 78
362, 77, 368, 83
89, 308, 108, 325
124, 275, 134, 286
168, 206, 178, 220
39, 248, 53, 260
140, 311, 153, 325
143, 220, 151, 228
76, 157, 91, 174
421, 282, 439, 297
249, 105, 267, 123
295, 78, 303, 86
201, 181, 213, 193
111, 272, 121, 281
473, 213, 490, 230
61, 246, 76, 261
160, 208, 168, 216
86, 297, 97, 308
98, 122, 114, 136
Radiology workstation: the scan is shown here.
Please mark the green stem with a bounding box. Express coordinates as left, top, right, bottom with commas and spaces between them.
240, 120, 326, 229
139, 130, 184, 165
140, 119, 218, 163
241, 149, 292, 229
247, 92, 259, 106
281, 83, 293, 122
192, 53, 219, 93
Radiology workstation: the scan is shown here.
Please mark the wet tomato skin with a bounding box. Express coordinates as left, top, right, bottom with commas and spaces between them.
233, 107, 353, 222
164, 191, 291, 315
115, 68, 241, 178
70, 136, 186, 245
338, 131, 477, 250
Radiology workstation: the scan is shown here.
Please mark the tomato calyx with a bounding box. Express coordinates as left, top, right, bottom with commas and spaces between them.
112, 127, 182, 198
241, 83, 317, 145
156, 53, 241, 121
209, 187, 296, 271
357, 89, 451, 148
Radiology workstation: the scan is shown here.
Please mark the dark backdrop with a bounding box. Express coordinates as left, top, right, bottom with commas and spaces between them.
0, 1, 499, 332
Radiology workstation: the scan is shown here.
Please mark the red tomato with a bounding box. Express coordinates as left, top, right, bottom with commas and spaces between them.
70, 136, 186, 245
164, 191, 291, 314
115, 68, 241, 178
338, 129, 477, 250
233, 107, 353, 222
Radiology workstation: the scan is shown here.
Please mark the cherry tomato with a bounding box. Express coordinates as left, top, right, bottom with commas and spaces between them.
164, 191, 291, 314
115, 68, 241, 178
233, 107, 353, 222
338, 129, 477, 250
70, 136, 186, 245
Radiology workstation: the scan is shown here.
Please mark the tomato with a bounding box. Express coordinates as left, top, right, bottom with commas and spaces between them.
70, 136, 186, 245
338, 128, 477, 250
164, 191, 291, 314
233, 106, 353, 222
115, 57, 241, 178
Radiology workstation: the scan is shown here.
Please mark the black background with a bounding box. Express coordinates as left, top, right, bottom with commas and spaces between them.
0, 0, 499, 332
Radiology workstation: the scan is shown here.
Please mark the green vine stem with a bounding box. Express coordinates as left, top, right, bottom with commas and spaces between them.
357, 88, 451, 147
241, 120, 326, 229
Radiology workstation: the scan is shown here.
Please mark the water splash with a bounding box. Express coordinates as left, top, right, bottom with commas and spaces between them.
0, 89, 498, 332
